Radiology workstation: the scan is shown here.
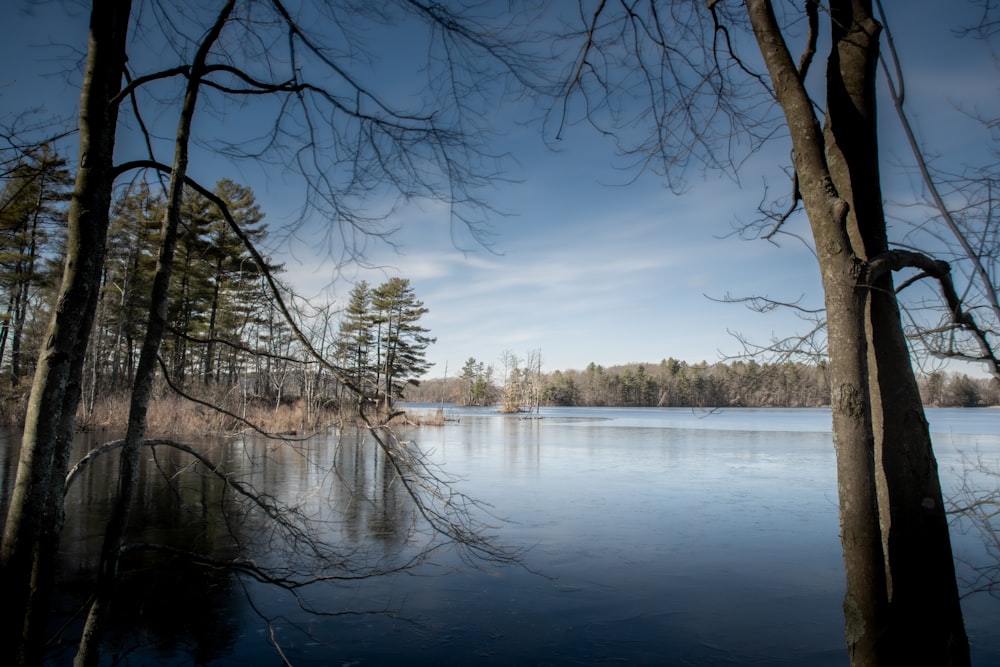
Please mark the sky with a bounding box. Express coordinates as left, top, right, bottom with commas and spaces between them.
1, 1, 997, 379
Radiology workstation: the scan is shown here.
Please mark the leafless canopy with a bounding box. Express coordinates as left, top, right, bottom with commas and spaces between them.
113, 0, 554, 260
553, 0, 784, 189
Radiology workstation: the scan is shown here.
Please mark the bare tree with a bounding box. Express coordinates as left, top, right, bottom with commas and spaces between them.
0, 4, 132, 664
556, 1, 971, 663
74, 5, 238, 663
948, 452, 1000, 599
2, 1, 544, 664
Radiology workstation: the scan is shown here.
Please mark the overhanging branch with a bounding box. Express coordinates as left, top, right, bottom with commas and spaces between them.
867, 249, 1000, 379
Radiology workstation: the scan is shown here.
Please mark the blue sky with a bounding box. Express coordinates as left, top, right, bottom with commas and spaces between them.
2, 1, 996, 378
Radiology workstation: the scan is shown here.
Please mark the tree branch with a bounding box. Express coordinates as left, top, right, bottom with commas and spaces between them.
867, 249, 1000, 379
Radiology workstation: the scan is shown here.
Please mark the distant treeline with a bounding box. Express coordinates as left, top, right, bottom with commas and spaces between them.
407, 358, 1000, 409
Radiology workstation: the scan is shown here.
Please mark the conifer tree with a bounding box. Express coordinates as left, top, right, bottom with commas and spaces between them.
202, 179, 269, 385
0, 145, 71, 387
336, 280, 375, 398
95, 183, 162, 392
371, 278, 435, 410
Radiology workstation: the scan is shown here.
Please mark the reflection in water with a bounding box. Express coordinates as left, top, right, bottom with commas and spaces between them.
2, 407, 999, 665
0, 427, 429, 665
41, 432, 247, 664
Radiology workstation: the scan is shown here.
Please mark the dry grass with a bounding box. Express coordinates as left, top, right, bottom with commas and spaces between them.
0, 387, 445, 437
79, 392, 342, 437
396, 405, 453, 426
0, 391, 28, 426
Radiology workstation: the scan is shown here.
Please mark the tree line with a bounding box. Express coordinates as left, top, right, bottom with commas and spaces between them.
410, 355, 1000, 410
0, 158, 435, 423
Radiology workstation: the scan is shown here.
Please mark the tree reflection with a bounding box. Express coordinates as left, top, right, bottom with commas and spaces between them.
333, 429, 416, 554
47, 435, 241, 664
44, 425, 519, 663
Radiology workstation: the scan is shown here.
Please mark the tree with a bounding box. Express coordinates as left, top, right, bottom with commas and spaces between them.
160, 180, 275, 389
92, 182, 161, 399
75, 6, 240, 663
458, 356, 497, 406
499, 349, 524, 412
336, 280, 376, 400
199, 179, 271, 386
371, 277, 435, 411
4, 2, 539, 662
869, 3, 1000, 381
0, 145, 71, 388
460, 356, 481, 405
544, 369, 579, 405
0, 3, 132, 664
558, 1, 969, 663
923, 370, 947, 407
472, 364, 497, 406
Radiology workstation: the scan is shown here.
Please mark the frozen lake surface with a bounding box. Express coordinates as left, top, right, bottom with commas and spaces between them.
4, 406, 998, 665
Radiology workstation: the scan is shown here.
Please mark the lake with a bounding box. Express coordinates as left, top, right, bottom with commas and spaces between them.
3, 406, 1000, 665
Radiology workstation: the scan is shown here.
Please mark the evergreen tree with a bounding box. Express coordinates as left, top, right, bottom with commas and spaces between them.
336, 281, 375, 398
95, 183, 162, 392
370, 278, 435, 410
161, 180, 274, 388
0, 145, 71, 387
202, 179, 268, 385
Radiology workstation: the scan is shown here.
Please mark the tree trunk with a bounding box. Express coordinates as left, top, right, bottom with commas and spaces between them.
823, 3, 969, 663
0, 2, 131, 664
747, 1, 969, 664
0, 295, 13, 374
74, 5, 235, 665
11, 177, 46, 387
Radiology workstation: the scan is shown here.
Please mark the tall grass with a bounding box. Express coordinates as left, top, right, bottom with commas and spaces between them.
79, 391, 343, 436
0, 385, 442, 436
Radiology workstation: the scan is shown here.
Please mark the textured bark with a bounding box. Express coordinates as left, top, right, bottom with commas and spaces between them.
746, 0, 968, 664
823, 3, 969, 663
0, 2, 132, 664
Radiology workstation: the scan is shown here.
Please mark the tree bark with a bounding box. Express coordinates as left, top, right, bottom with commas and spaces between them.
0, 2, 132, 664
824, 2, 969, 663
747, 1, 969, 664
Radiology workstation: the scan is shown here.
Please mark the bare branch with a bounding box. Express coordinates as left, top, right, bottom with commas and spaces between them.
798, 1, 820, 79
876, 0, 1000, 352
867, 249, 1000, 379
109, 65, 190, 106
366, 424, 526, 569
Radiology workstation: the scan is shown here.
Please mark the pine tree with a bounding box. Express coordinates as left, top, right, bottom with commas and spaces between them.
0, 145, 71, 387
370, 278, 435, 410
96, 183, 162, 391
202, 179, 269, 385
161, 180, 274, 388
336, 280, 375, 399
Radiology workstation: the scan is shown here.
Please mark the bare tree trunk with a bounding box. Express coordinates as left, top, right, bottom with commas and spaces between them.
0, 294, 13, 374
824, 3, 968, 663
74, 5, 235, 665
749, 0, 883, 660
0, 2, 131, 664
747, 1, 968, 664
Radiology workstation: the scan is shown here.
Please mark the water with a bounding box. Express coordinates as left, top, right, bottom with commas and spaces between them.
2, 407, 999, 665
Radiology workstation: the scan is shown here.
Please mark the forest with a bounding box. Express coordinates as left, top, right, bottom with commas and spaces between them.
408, 354, 1000, 410
2, 2, 998, 665
0, 155, 434, 430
